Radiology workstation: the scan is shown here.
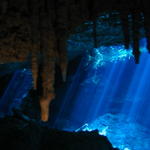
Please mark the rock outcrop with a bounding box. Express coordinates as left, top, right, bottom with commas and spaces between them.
0, 115, 119, 150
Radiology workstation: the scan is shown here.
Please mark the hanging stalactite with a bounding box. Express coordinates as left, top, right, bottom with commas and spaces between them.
131, 0, 142, 64
55, 0, 69, 83
131, 11, 141, 64
143, 13, 150, 53
29, 0, 40, 90
141, 0, 150, 53
120, 11, 130, 49
57, 38, 68, 82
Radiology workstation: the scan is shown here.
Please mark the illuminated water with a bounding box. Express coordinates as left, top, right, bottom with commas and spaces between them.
54, 38, 150, 150
0, 69, 32, 116
76, 113, 150, 150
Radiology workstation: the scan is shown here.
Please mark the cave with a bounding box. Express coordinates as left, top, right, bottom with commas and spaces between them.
0, 0, 150, 150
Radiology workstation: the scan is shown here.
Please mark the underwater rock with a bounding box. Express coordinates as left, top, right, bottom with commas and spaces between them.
0, 115, 118, 150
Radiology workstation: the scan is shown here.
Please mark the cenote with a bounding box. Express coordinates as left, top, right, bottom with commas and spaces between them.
0, 4, 150, 150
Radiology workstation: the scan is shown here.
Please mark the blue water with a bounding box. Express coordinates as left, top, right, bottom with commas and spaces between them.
76, 113, 150, 150
0, 69, 32, 116
54, 38, 150, 150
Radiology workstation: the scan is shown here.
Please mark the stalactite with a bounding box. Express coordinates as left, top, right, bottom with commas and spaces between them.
141, 0, 150, 53
39, 0, 47, 95
55, 0, 68, 83
44, 0, 56, 99
117, 0, 131, 50
29, 0, 40, 90
39, 47, 55, 123
38, 0, 57, 121
143, 13, 150, 53
41, 33, 56, 99
58, 38, 68, 82
31, 46, 39, 90
120, 11, 130, 49
131, 11, 141, 64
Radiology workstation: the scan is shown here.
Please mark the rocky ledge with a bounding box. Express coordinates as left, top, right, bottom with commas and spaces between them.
0, 112, 119, 150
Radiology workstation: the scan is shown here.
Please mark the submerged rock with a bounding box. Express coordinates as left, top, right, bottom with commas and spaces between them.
0, 115, 118, 150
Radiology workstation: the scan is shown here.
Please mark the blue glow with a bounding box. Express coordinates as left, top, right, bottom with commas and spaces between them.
86, 45, 133, 69
75, 113, 150, 150
53, 38, 150, 149
0, 69, 32, 116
